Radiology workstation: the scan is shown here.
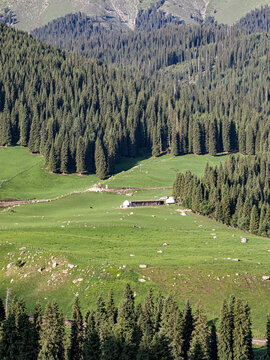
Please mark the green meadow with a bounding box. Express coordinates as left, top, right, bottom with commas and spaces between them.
0, 147, 270, 339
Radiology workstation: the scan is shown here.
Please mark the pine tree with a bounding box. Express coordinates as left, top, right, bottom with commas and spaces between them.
150, 331, 173, 360
209, 120, 218, 156
76, 136, 86, 174
60, 140, 71, 173
233, 300, 253, 360
38, 301, 66, 360
171, 308, 185, 360
182, 300, 194, 360
68, 297, 83, 360
83, 311, 101, 360
17, 312, 37, 360
193, 121, 202, 155
188, 335, 205, 360
34, 301, 42, 357
95, 138, 107, 180
191, 305, 210, 359
171, 130, 180, 156
48, 144, 59, 173
267, 315, 270, 358
218, 299, 234, 360
115, 284, 136, 359
0, 297, 5, 323
209, 324, 218, 360
250, 204, 259, 234
18, 104, 29, 147
0, 314, 19, 360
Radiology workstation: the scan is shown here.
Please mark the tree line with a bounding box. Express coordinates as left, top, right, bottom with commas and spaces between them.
1, 284, 268, 360
1, 7, 270, 179
173, 155, 270, 237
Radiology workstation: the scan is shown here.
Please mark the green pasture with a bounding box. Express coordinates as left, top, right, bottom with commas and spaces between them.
106, 153, 229, 189
208, 0, 270, 24
0, 147, 228, 200
0, 147, 97, 200
0, 147, 269, 338
1, 189, 270, 337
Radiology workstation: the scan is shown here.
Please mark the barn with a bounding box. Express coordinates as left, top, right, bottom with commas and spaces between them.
122, 200, 165, 208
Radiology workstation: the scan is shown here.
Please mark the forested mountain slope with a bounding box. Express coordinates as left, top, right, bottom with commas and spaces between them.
1, 0, 270, 31
1, 16, 270, 179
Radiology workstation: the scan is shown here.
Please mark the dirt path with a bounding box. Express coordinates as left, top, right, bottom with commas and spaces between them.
0, 185, 172, 208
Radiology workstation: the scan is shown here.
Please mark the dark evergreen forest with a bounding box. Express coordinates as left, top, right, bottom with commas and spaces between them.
1, 7, 270, 179
173, 155, 270, 237
0, 286, 260, 360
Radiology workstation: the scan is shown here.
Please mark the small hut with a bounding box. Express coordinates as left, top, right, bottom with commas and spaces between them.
122, 200, 165, 208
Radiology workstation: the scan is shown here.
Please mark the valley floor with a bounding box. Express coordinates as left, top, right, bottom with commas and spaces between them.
0, 147, 270, 339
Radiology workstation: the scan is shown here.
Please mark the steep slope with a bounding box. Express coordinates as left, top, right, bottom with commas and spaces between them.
207, 0, 270, 25
0, 0, 139, 31
2, 0, 269, 32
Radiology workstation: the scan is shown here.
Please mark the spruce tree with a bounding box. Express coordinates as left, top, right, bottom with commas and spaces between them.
0, 314, 19, 360
115, 284, 136, 359
218, 299, 234, 360
38, 301, 66, 360
209, 120, 218, 156
95, 138, 107, 180
68, 297, 83, 360
250, 204, 259, 234
34, 301, 43, 357
60, 140, 71, 173
209, 324, 218, 360
76, 136, 86, 174
0, 297, 5, 323
191, 305, 210, 359
267, 315, 270, 358
188, 335, 205, 360
233, 300, 253, 360
48, 144, 59, 173
17, 312, 37, 360
150, 331, 173, 360
171, 308, 185, 360
193, 121, 202, 155
171, 130, 180, 156
83, 311, 101, 360
182, 300, 194, 360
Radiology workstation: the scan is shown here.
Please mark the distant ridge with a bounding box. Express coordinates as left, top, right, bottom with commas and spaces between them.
1, 0, 270, 32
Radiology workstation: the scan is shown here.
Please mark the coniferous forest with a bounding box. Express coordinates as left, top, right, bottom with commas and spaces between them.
173, 155, 270, 236
0, 6, 270, 180
0, 285, 265, 360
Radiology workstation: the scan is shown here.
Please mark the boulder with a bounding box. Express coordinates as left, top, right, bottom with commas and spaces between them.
262, 276, 270, 281
139, 265, 147, 269
138, 278, 146, 283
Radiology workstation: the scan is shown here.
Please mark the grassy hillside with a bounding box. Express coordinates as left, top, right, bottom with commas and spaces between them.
1, 148, 270, 338
1, 0, 269, 31
208, 0, 270, 24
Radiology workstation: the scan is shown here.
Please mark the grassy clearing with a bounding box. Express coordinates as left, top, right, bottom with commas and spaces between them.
208, 0, 270, 24
105, 153, 230, 188
0, 147, 229, 200
0, 147, 97, 200
1, 189, 270, 337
